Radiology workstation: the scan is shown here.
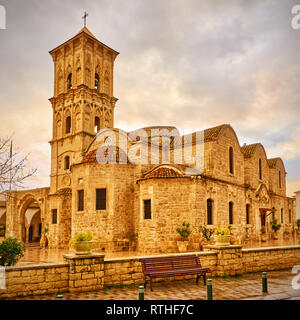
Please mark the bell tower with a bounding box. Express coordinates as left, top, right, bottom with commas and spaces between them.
48, 27, 119, 193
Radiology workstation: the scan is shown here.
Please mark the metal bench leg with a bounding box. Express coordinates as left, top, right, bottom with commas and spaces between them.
196, 274, 200, 284
150, 278, 153, 291
144, 278, 148, 289
203, 273, 206, 285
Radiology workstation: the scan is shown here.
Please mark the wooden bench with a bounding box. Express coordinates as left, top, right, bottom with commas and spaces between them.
140, 254, 211, 291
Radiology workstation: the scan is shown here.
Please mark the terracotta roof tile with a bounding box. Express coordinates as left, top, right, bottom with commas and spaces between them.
267, 158, 280, 168
55, 188, 72, 196
144, 166, 184, 179
240, 143, 259, 158
81, 146, 128, 164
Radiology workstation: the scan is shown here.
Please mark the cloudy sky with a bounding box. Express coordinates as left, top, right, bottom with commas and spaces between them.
0, 0, 299, 196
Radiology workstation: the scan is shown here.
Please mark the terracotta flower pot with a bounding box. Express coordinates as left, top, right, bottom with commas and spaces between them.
74, 241, 91, 255
214, 235, 231, 246
176, 241, 189, 253
261, 234, 267, 242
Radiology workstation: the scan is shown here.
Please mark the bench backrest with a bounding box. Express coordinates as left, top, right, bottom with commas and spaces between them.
140, 255, 202, 272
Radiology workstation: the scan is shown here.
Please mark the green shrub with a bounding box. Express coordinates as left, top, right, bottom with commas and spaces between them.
215, 226, 230, 236
0, 238, 25, 266
201, 226, 214, 241
0, 225, 5, 237
176, 222, 192, 239
69, 230, 93, 249
270, 219, 281, 232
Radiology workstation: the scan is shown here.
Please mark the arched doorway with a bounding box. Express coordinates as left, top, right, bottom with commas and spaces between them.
19, 197, 42, 244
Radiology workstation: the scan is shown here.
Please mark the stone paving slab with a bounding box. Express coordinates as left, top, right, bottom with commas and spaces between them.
5, 269, 299, 301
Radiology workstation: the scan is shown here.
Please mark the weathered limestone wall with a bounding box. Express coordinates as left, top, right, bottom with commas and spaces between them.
64, 253, 105, 292
71, 163, 136, 244
242, 245, 300, 273
0, 263, 69, 299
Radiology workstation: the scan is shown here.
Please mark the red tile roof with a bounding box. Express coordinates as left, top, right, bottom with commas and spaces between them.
240, 143, 260, 158
81, 146, 128, 164
144, 167, 184, 179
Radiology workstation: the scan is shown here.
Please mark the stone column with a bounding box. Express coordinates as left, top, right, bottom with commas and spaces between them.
204, 245, 243, 276
63, 253, 105, 292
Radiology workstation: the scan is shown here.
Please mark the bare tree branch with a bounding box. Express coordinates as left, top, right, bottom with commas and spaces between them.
0, 136, 37, 192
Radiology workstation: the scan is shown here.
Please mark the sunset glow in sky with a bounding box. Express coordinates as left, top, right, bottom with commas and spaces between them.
0, 0, 299, 196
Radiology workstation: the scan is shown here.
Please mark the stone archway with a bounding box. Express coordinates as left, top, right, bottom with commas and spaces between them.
18, 195, 42, 244
5, 187, 49, 244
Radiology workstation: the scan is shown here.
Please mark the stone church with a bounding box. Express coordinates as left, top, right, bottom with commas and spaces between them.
1, 27, 296, 254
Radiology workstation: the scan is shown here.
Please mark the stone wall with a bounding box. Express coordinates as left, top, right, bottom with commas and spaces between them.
242, 245, 300, 273
0, 263, 69, 299
1, 245, 300, 299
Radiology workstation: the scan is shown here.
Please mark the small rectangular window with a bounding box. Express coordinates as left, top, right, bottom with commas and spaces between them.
144, 200, 151, 219
96, 189, 106, 210
281, 208, 284, 224
289, 209, 292, 224
78, 190, 84, 211
52, 209, 57, 224
229, 202, 233, 224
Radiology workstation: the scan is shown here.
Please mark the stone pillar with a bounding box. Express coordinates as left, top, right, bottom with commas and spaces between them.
204, 245, 243, 276
63, 253, 105, 292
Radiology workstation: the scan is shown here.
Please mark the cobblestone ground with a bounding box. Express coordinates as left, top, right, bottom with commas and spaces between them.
11, 269, 300, 300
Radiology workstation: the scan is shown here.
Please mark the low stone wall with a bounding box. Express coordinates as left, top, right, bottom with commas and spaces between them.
1, 263, 69, 299
64, 253, 105, 292
242, 245, 300, 273
1, 245, 300, 299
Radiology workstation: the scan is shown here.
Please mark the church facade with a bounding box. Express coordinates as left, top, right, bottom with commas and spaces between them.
2, 28, 296, 254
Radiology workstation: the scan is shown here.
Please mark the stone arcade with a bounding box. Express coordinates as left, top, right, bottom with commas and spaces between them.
1, 27, 296, 254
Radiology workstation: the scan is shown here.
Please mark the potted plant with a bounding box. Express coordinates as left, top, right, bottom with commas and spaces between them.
200, 226, 214, 249
69, 230, 93, 255
40, 226, 49, 248
214, 226, 231, 246
260, 226, 267, 242
270, 219, 281, 240
296, 219, 300, 236
176, 222, 192, 252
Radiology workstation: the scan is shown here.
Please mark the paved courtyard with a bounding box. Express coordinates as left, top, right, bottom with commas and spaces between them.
10, 269, 300, 300
17, 236, 300, 266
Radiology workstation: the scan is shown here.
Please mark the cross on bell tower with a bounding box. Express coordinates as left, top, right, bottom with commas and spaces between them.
82, 11, 88, 27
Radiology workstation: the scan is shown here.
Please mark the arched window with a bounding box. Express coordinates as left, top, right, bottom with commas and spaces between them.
66, 116, 71, 134
94, 116, 100, 133
246, 204, 250, 224
272, 207, 275, 220
229, 201, 233, 224
207, 199, 213, 225
229, 147, 234, 174
64, 156, 70, 170
95, 73, 100, 90
279, 171, 282, 188
281, 208, 284, 223
289, 209, 292, 224
259, 159, 262, 180
67, 73, 72, 90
